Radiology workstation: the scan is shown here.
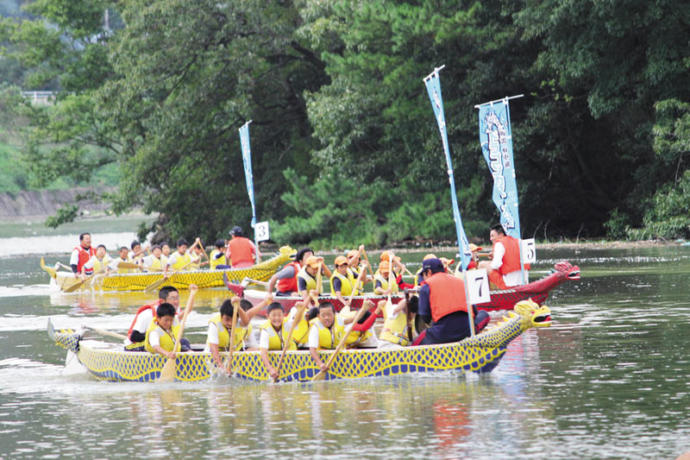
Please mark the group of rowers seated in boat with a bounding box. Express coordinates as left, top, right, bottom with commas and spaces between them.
124, 255, 495, 378
70, 226, 260, 279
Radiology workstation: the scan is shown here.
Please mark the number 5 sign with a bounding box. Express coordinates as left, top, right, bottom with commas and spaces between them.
254, 221, 270, 242
466, 269, 490, 304
521, 238, 536, 264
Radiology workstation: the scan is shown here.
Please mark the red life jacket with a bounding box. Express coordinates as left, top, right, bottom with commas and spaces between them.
127, 300, 162, 337
277, 261, 300, 293
426, 272, 468, 322
228, 237, 255, 266
75, 245, 96, 274
494, 235, 522, 275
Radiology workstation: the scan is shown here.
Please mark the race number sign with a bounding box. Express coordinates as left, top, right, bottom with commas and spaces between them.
521, 238, 536, 263
466, 269, 490, 304
254, 221, 270, 242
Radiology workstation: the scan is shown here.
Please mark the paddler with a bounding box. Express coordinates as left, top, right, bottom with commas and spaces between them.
125, 285, 192, 352
109, 246, 138, 274
380, 251, 414, 290
298, 255, 332, 303
145, 284, 198, 358
206, 296, 268, 374
225, 226, 261, 268
259, 302, 300, 380
467, 243, 482, 270
164, 238, 191, 275
129, 240, 145, 263
308, 302, 346, 372
70, 232, 96, 278
141, 244, 167, 272
266, 247, 313, 296
209, 239, 229, 269
413, 258, 489, 345
340, 300, 379, 348
373, 260, 399, 296
161, 242, 171, 258
478, 224, 530, 289
329, 255, 363, 307
377, 294, 419, 349
80, 244, 112, 278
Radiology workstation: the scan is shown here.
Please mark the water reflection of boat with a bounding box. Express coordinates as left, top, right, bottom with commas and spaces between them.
237, 261, 581, 312
40, 246, 294, 292
46, 301, 551, 383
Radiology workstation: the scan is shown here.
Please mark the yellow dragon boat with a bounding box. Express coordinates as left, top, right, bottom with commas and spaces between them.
47, 300, 552, 383
40, 246, 295, 292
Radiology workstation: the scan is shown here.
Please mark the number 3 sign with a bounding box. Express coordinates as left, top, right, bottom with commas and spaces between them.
254, 221, 270, 242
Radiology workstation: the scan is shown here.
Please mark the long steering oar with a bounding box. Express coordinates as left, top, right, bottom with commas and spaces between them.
346, 263, 368, 305
273, 302, 306, 382
144, 261, 194, 293
83, 325, 128, 341
157, 286, 197, 382
312, 302, 370, 381
64, 275, 94, 293
225, 297, 240, 375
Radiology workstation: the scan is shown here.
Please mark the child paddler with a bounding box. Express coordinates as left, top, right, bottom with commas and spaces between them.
330, 256, 361, 307
259, 302, 304, 380
206, 296, 268, 375
164, 238, 191, 275
373, 261, 399, 296
109, 246, 138, 274
145, 284, 198, 358
125, 285, 188, 351
307, 302, 367, 371
209, 239, 228, 269
297, 256, 332, 303
339, 300, 379, 348
266, 247, 313, 296
141, 245, 168, 272
377, 294, 419, 349
80, 244, 112, 278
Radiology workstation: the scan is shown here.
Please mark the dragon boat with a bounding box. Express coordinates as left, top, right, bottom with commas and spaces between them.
40, 246, 295, 292
235, 260, 580, 312
47, 300, 552, 383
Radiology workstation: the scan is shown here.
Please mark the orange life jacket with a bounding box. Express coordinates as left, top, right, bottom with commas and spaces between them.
494, 235, 523, 275
75, 245, 96, 273
426, 272, 468, 322
228, 236, 254, 266
277, 261, 300, 293
127, 300, 162, 336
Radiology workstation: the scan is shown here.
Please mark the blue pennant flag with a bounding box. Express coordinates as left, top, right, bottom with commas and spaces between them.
239, 121, 257, 229
423, 67, 472, 271
477, 100, 521, 240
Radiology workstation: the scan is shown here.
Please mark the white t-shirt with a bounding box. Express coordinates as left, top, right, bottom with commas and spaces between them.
259, 328, 272, 349
142, 255, 167, 270
307, 316, 344, 349
69, 248, 81, 266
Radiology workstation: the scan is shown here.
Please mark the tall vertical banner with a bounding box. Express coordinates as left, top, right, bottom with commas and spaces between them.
423, 66, 472, 272
477, 100, 521, 240
239, 120, 257, 232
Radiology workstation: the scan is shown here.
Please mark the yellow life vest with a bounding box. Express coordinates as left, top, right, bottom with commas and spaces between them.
311, 316, 345, 350
91, 255, 111, 274
297, 267, 318, 293
147, 255, 165, 272
330, 270, 356, 297
374, 271, 399, 294
171, 252, 192, 270
288, 309, 310, 346
379, 302, 410, 346
207, 313, 249, 351
115, 257, 136, 274
347, 267, 364, 294
338, 306, 372, 346
144, 320, 180, 353
260, 319, 297, 351
413, 268, 422, 288
209, 249, 227, 269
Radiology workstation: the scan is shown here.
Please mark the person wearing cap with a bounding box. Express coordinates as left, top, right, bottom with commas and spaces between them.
330, 255, 360, 306
141, 244, 168, 272
414, 253, 437, 288
374, 260, 399, 296
478, 224, 529, 289
209, 239, 228, 270
346, 246, 368, 294
413, 258, 490, 345
297, 255, 332, 302
381, 251, 415, 291
259, 301, 301, 380
467, 244, 483, 270
164, 238, 192, 275
225, 226, 261, 268
267, 247, 314, 296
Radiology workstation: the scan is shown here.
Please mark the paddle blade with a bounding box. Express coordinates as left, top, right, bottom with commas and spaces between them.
144, 277, 166, 293
157, 357, 177, 382
63, 278, 88, 293
312, 369, 327, 381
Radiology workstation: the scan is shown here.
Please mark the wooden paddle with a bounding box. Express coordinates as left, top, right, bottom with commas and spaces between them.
225, 297, 240, 375
83, 325, 128, 341
361, 249, 375, 278
241, 277, 269, 287
312, 302, 370, 381
273, 302, 306, 382
64, 275, 94, 293
157, 286, 197, 382
316, 261, 323, 294
144, 261, 194, 293
346, 263, 368, 305
117, 261, 141, 270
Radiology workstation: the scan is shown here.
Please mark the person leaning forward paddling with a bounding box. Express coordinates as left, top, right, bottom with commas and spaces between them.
267, 247, 314, 296
144, 284, 198, 359
259, 302, 301, 380
330, 256, 367, 307
205, 295, 270, 375
297, 255, 332, 303
308, 302, 363, 371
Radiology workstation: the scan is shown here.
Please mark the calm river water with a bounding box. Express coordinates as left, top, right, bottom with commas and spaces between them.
0, 221, 689, 459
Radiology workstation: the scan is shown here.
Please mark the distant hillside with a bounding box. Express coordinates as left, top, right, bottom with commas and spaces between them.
0, 187, 111, 218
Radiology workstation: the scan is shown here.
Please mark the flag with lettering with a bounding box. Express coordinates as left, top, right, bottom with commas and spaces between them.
239, 121, 257, 228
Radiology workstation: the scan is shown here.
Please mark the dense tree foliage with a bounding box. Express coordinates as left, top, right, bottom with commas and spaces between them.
0, 0, 687, 245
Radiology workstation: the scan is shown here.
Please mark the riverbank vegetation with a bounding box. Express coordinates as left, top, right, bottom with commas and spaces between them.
0, 0, 687, 246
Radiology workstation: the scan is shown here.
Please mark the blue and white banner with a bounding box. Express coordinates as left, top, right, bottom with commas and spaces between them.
239, 121, 257, 229
423, 67, 472, 271
477, 100, 521, 240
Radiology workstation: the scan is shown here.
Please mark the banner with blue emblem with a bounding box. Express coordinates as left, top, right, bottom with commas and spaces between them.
239, 121, 257, 229
423, 66, 472, 271
477, 100, 521, 240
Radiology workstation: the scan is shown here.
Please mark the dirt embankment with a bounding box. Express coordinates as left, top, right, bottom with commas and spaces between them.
0, 188, 109, 218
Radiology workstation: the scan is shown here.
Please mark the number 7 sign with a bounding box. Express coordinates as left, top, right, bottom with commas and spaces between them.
466, 269, 490, 304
